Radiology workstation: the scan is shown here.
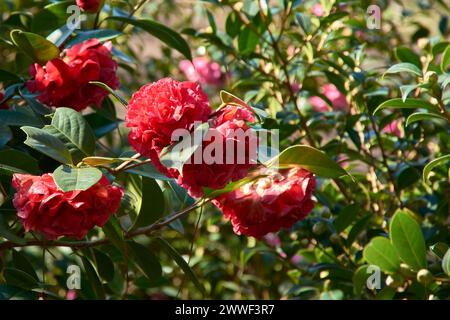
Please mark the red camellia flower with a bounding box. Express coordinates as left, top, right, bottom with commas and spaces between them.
213, 168, 316, 238
309, 84, 348, 112
126, 78, 212, 177
26, 39, 119, 111
76, 0, 102, 12
179, 57, 224, 86
178, 104, 258, 197
0, 92, 8, 110
12, 173, 123, 240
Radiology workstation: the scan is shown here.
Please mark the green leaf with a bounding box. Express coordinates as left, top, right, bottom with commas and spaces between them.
395, 47, 421, 68
423, 154, 450, 183
0, 216, 26, 244
352, 265, 369, 298
395, 166, 420, 190
373, 98, 439, 115
0, 69, 22, 84
127, 241, 162, 282
53, 165, 103, 192
440, 44, 450, 72
430, 242, 448, 259
159, 122, 209, 173
400, 85, 419, 102
238, 27, 258, 55
363, 236, 401, 273
21, 126, 73, 164
3, 268, 39, 290
12, 250, 39, 281
66, 29, 122, 48
0, 110, 44, 127
130, 177, 165, 230
46, 107, 96, 164
0, 149, 40, 175
295, 13, 312, 35
266, 145, 350, 179
155, 237, 205, 296
383, 63, 422, 77
89, 81, 128, 108
10, 30, 60, 64
46, 24, 76, 47
0, 164, 27, 176
406, 112, 447, 126
442, 249, 450, 276
81, 256, 105, 299
92, 249, 115, 282
390, 210, 427, 271
107, 17, 191, 60
31, 0, 71, 33
334, 204, 360, 233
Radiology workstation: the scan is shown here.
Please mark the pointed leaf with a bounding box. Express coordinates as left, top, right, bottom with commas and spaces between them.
21, 126, 73, 164
423, 154, 450, 183
267, 145, 349, 179
363, 237, 401, 273
390, 210, 427, 270
53, 165, 103, 192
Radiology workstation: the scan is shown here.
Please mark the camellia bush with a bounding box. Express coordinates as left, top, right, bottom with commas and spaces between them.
0, 0, 449, 300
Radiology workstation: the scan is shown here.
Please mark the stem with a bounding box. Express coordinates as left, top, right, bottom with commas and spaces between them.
436, 99, 450, 123
369, 116, 403, 208
0, 200, 207, 251
257, 2, 316, 147
113, 153, 141, 172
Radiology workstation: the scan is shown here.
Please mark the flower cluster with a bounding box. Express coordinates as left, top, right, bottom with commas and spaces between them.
27, 39, 119, 111
125, 77, 316, 236
12, 174, 123, 240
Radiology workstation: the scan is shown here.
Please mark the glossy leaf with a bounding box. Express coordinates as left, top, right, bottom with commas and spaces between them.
406, 112, 447, 126
423, 154, 450, 183
156, 237, 205, 296
130, 176, 165, 230
108, 17, 191, 60
127, 241, 162, 282
21, 126, 73, 164
267, 145, 349, 179
53, 165, 103, 192
373, 98, 440, 115
363, 237, 401, 273
390, 210, 427, 270
10, 30, 60, 64
383, 62, 422, 77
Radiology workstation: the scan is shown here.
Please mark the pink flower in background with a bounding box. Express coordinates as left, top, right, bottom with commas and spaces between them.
311, 3, 324, 17
265, 233, 282, 247
179, 57, 224, 86
309, 84, 348, 112
66, 290, 77, 300
290, 254, 302, 265
291, 82, 301, 93
382, 120, 402, 138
